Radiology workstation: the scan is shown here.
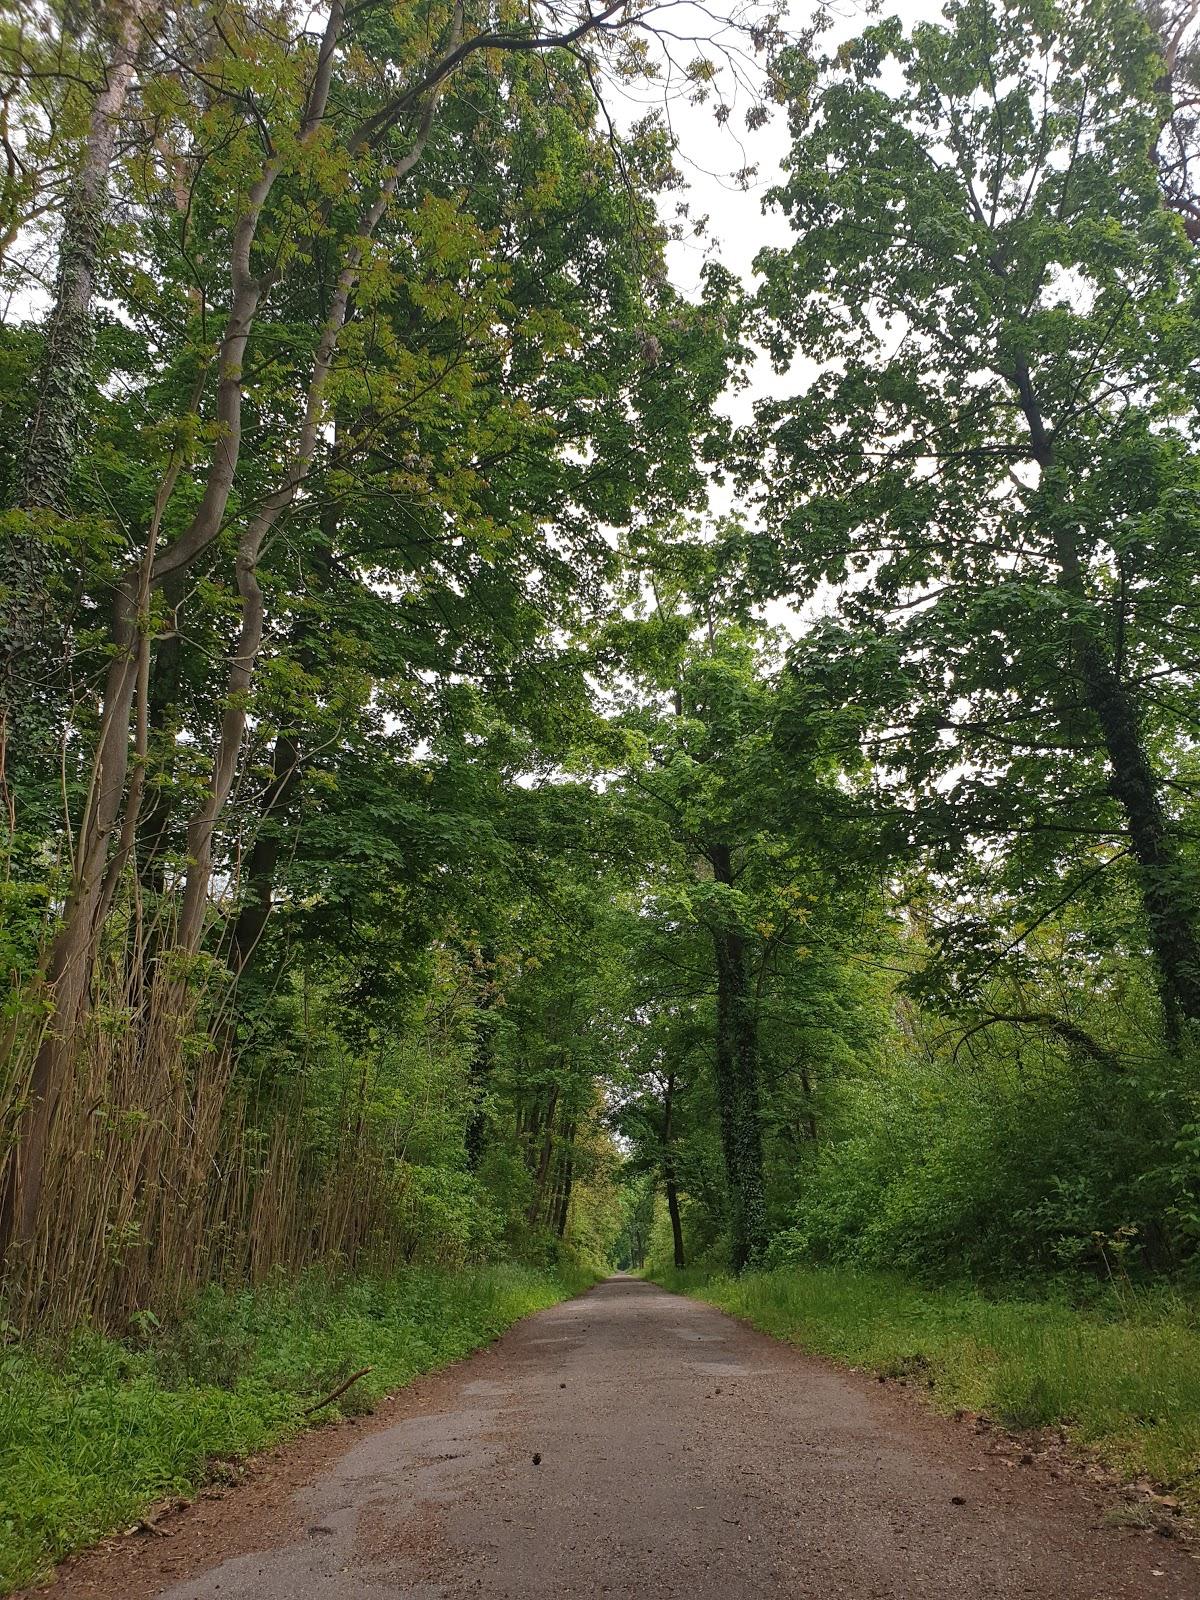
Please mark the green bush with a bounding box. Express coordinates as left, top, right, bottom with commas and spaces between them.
766, 1040, 1200, 1282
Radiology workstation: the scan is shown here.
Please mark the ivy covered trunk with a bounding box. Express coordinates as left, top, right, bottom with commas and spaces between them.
665, 1172, 686, 1269
465, 949, 499, 1172
711, 845, 767, 1271
663, 1073, 685, 1269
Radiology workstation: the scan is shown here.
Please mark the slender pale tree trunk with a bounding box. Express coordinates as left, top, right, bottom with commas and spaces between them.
20, 0, 155, 515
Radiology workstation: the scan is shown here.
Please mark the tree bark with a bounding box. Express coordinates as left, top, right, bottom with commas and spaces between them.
464, 947, 498, 1170
135, 569, 188, 896
1011, 354, 1200, 1027
1, 0, 155, 861
710, 844, 767, 1271
20, 0, 154, 514
553, 1122, 576, 1239
527, 1086, 559, 1227
662, 1073, 685, 1268
665, 1173, 685, 1269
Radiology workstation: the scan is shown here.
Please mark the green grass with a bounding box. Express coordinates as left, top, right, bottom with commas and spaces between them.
0, 1262, 592, 1593
653, 1264, 1200, 1511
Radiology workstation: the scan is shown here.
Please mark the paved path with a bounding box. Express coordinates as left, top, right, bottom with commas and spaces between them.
32, 1277, 1197, 1599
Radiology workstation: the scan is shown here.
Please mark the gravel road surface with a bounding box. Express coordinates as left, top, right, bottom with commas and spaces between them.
27, 1275, 1198, 1599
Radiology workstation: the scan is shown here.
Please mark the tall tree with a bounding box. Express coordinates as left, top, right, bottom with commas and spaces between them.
753, 0, 1200, 1029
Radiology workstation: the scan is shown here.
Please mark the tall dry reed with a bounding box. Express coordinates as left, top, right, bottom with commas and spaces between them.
0, 938, 417, 1334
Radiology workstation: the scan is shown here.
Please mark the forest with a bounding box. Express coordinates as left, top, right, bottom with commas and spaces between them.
2, 0, 1200, 1586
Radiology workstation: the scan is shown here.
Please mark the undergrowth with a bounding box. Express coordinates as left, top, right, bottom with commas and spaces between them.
652, 1264, 1200, 1512
0, 1262, 592, 1593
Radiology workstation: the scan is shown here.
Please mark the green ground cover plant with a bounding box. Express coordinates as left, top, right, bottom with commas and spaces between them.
653, 1266, 1200, 1513
0, 1264, 591, 1593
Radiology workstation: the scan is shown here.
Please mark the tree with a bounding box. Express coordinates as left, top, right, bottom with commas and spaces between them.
0, 0, 760, 1275
752, 0, 1200, 1031
601, 521, 880, 1268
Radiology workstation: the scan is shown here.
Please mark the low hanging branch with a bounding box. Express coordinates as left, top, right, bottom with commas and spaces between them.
952, 1011, 1123, 1071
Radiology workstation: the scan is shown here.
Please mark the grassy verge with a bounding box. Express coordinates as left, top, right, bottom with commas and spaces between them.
652, 1264, 1200, 1512
0, 1262, 592, 1593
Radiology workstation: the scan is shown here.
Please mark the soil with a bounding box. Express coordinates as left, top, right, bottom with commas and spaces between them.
20, 1276, 1199, 1599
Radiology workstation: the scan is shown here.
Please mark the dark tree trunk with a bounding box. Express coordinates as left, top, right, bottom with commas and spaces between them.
665, 1177, 685, 1269
1076, 644, 1200, 1029
553, 1122, 576, 1239
662, 1073, 685, 1268
710, 844, 767, 1271
1012, 355, 1200, 1028
527, 1086, 559, 1226
464, 947, 497, 1171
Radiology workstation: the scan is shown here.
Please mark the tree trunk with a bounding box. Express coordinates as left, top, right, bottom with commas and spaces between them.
136, 569, 188, 896
20, 0, 154, 514
710, 844, 767, 1271
1075, 644, 1200, 1028
0, 574, 143, 1263
464, 947, 497, 1170
527, 1086, 559, 1227
662, 1073, 685, 1268
665, 1176, 685, 1269
1012, 355, 1200, 1027
554, 1162, 573, 1238
553, 1119, 576, 1239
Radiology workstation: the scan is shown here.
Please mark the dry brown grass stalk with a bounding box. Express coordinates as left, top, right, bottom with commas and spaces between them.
0, 941, 416, 1334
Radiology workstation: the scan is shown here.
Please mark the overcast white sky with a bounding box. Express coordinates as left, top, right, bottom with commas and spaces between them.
632, 0, 940, 422
606, 0, 943, 632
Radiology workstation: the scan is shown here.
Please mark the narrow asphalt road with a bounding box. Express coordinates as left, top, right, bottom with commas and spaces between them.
33, 1276, 1197, 1599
